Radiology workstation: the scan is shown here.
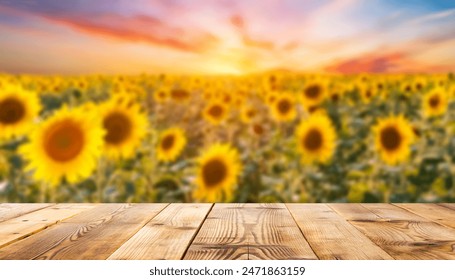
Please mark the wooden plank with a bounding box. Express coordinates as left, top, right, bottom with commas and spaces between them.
440, 204, 455, 211
359, 204, 428, 221
108, 204, 212, 260
0, 204, 54, 223
331, 204, 455, 260
329, 204, 391, 221
184, 203, 318, 260
287, 204, 393, 260
0, 203, 167, 260
395, 204, 455, 229
0, 204, 94, 249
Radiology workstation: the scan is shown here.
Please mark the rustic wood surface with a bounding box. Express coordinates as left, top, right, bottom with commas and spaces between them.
0, 203, 454, 260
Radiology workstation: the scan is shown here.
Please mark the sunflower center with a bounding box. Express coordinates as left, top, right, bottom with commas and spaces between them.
308, 106, 319, 114
0, 97, 26, 125
208, 105, 223, 118
171, 89, 189, 100
429, 95, 440, 108
304, 128, 323, 151
416, 83, 422, 91
253, 124, 264, 135
269, 75, 276, 84
44, 120, 84, 162
103, 112, 132, 145
304, 84, 321, 99
161, 134, 175, 151
380, 126, 401, 151
202, 159, 227, 188
277, 99, 291, 114
223, 95, 231, 103
246, 109, 255, 118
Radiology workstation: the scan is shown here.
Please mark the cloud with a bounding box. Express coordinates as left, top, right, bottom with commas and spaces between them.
324, 49, 455, 74
324, 52, 406, 73
229, 14, 276, 51
406, 8, 455, 26
46, 13, 220, 52
0, 4, 220, 53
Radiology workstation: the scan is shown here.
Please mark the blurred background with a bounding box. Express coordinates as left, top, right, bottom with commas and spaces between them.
0, 0, 455, 203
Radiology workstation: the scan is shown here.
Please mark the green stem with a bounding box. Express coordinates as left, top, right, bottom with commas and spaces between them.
96, 158, 107, 203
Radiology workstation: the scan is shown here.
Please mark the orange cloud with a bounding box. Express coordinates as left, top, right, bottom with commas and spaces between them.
325, 52, 407, 73
45, 13, 219, 53
324, 50, 455, 74
0, 4, 220, 53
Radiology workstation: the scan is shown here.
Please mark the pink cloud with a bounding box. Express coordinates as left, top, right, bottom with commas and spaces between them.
325, 52, 406, 73
324, 51, 454, 74
44, 13, 219, 52
0, 5, 220, 53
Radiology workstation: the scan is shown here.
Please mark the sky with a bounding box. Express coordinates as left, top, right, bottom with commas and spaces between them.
0, 0, 454, 75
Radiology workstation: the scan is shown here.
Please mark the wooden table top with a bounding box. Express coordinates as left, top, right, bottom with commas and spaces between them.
0, 203, 454, 260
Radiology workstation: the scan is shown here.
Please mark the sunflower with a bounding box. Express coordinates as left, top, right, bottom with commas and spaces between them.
100, 95, 148, 159
263, 73, 282, 92
422, 88, 448, 117
270, 92, 297, 122
202, 102, 228, 125
170, 88, 191, 103
156, 127, 187, 162
413, 77, 426, 92
359, 84, 377, 103
400, 82, 414, 95
301, 80, 327, 108
265, 91, 278, 105
252, 123, 264, 136
202, 90, 214, 101
328, 86, 344, 103
0, 85, 41, 140
373, 115, 414, 165
194, 143, 242, 202
240, 105, 257, 124
375, 79, 386, 92
221, 92, 233, 105
20, 106, 104, 186
153, 87, 170, 103
295, 113, 337, 164
72, 78, 89, 92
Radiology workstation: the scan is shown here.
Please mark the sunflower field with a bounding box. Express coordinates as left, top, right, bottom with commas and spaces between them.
1, 72, 455, 203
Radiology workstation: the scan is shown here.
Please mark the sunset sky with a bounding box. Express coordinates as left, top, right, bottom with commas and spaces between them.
0, 0, 454, 75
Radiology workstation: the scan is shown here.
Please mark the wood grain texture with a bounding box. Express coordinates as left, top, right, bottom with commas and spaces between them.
287, 204, 393, 260
394, 204, 455, 229
0, 203, 167, 260
331, 204, 455, 260
0, 203, 454, 260
108, 203, 212, 260
184, 203, 318, 260
0, 204, 53, 223
0, 204, 94, 249
440, 203, 455, 211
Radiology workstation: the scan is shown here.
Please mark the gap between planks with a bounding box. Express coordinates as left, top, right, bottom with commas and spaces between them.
0, 203, 168, 260
330, 204, 455, 260
287, 204, 393, 260
184, 203, 318, 260
108, 204, 213, 260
